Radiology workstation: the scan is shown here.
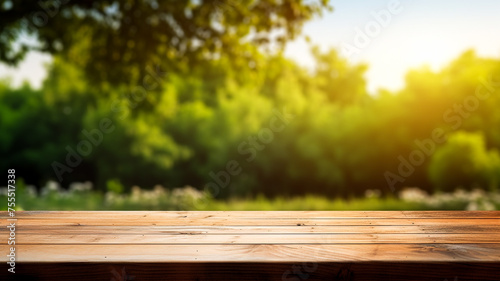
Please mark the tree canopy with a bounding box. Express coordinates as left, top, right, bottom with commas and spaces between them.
0, 0, 330, 84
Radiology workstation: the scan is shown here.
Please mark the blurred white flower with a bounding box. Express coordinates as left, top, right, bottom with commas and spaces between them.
399, 187, 429, 202
364, 189, 381, 198
41, 180, 61, 196
25, 185, 37, 197
69, 181, 93, 193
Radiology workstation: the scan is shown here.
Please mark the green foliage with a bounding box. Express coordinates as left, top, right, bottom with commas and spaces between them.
312, 46, 368, 105
5, 0, 500, 211
106, 179, 124, 194
2, 48, 500, 199
0, 0, 331, 84
428, 131, 500, 192
3, 182, 498, 211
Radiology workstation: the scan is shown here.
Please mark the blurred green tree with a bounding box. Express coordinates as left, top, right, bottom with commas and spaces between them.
0, 0, 331, 84
428, 131, 500, 192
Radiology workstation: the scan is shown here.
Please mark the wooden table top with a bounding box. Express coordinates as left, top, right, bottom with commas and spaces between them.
1, 211, 500, 263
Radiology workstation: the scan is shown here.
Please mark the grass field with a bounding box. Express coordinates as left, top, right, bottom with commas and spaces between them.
2, 181, 499, 211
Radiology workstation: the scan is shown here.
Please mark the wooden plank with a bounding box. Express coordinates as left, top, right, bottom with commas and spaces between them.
3, 210, 499, 219
9, 233, 500, 244
3, 217, 498, 226
1, 211, 499, 267
7, 224, 500, 234
2, 262, 500, 281
3, 244, 500, 262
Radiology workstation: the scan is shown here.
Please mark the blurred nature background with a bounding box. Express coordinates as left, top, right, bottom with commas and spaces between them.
1, 0, 500, 210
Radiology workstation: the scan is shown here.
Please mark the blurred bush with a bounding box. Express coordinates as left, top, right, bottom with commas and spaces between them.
2, 49, 500, 198
1, 181, 498, 210
428, 131, 500, 192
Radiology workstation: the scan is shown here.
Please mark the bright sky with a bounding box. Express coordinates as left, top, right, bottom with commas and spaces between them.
2, 0, 500, 94
285, 0, 500, 93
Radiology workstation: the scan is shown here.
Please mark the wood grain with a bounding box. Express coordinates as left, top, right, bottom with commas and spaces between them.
1, 211, 499, 279
7, 224, 500, 234
2, 262, 500, 281
3, 243, 500, 262
8, 210, 500, 218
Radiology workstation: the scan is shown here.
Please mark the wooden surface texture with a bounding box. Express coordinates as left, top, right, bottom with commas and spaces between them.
1, 211, 499, 280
